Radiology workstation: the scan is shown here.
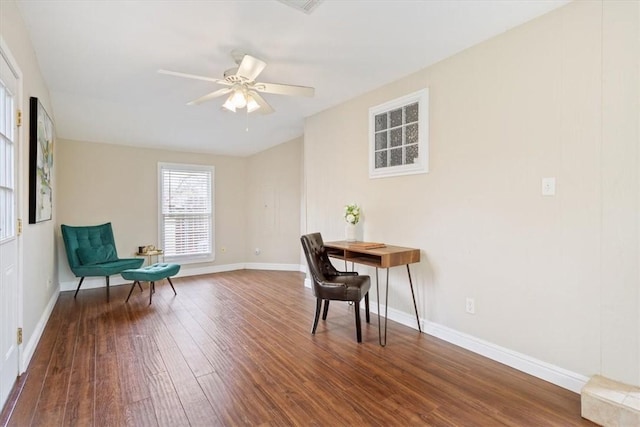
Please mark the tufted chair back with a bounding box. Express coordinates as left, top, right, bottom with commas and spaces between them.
61, 222, 118, 269
300, 233, 340, 293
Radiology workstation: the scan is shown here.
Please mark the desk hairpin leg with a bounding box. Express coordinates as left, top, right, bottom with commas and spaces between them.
375, 265, 420, 346
375, 267, 390, 347
343, 259, 355, 273
407, 265, 422, 333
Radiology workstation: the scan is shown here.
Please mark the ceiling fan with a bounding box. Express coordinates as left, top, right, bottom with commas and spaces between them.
159, 51, 315, 115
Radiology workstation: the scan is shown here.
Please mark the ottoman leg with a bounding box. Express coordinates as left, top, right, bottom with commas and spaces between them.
126, 281, 139, 303
167, 277, 177, 295
149, 281, 155, 305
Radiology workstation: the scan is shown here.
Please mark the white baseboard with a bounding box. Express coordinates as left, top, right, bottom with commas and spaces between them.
245, 263, 301, 271
20, 285, 59, 373
173, 263, 246, 278
423, 322, 589, 393
363, 299, 587, 394
59, 262, 302, 292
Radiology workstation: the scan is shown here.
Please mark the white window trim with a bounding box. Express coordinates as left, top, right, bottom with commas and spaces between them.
157, 162, 215, 264
369, 88, 429, 179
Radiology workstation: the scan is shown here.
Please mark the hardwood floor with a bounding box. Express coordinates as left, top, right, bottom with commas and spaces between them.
1, 270, 593, 426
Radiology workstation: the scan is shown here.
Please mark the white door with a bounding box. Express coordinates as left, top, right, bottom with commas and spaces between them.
0, 46, 20, 408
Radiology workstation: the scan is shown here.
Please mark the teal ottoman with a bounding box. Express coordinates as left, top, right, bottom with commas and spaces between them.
121, 263, 180, 304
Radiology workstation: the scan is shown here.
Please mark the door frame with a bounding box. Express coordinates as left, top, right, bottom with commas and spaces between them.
0, 36, 24, 374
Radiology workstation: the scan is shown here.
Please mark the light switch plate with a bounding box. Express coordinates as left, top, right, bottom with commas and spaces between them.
542, 177, 556, 196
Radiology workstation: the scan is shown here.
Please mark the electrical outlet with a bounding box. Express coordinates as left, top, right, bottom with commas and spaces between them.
542, 177, 556, 196
465, 297, 475, 314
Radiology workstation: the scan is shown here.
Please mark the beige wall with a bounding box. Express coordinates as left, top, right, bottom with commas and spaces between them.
304, 0, 639, 386
246, 137, 302, 265
56, 139, 248, 284
1, 0, 58, 358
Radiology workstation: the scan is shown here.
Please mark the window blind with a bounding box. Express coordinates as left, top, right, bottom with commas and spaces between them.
159, 164, 214, 259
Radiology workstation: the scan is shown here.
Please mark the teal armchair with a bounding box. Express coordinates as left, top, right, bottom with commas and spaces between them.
61, 223, 143, 301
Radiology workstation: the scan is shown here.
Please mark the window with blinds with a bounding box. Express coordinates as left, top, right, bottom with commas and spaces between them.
158, 163, 214, 262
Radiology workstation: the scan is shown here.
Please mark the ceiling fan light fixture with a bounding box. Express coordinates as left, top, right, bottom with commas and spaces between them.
222, 95, 237, 112
246, 95, 260, 113
230, 89, 247, 108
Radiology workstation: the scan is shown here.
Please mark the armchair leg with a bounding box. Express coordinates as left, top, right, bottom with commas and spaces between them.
105, 276, 110, 302
311, 299, 322, 334
73, 277, 85, 299
354, 301, 362, 343
365, 293, 370, 323
322, 300, 330, 320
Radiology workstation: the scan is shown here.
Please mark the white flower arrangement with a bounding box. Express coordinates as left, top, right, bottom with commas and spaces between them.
344, 203, 361, 225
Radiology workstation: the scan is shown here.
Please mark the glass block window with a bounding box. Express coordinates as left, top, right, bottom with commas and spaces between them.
369, 89, 428, 178
158, 163, 214, 263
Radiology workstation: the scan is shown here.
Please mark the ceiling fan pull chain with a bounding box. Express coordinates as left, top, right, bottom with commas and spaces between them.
246, 108, 250, 132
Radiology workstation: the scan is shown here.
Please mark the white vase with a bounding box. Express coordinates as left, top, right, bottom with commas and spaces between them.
345, 223, 357, 242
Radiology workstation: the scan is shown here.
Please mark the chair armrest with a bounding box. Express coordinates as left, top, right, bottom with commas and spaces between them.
333, 271, 358, 276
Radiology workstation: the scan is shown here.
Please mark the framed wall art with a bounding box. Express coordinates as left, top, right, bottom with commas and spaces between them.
29, 97, 54, 224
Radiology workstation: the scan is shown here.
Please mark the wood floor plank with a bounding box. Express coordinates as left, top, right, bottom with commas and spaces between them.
94, 354, 126, 426
146, 371, 190, 427
124, 398, 158, 427
63, 333, 95, 427
3, 270, 594, 426
153, 295, 215, 378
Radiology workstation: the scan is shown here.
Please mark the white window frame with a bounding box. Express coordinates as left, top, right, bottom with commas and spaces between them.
369, 88, 429, 178
158, 162, 215, 264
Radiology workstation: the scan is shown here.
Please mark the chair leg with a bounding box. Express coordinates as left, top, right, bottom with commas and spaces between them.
167, 277, 177, 295
322, 300, 330, 320
365, 292, 370, 323
73, 277, 85, 298
311, 299, 322, 334
354, 301, 362, 343
126, 281, 139, 303
105, 276, 110, 302
138, 282, 143, 292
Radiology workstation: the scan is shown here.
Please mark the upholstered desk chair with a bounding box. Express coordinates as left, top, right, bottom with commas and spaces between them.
301, 233, 371, 342
61, 223, 144, 301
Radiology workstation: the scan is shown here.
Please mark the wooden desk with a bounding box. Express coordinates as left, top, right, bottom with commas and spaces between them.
324, 241, 421, 346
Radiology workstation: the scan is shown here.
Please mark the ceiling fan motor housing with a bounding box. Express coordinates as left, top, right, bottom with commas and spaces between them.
224, 67, 247, 83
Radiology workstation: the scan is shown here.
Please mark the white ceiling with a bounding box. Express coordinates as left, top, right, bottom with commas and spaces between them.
17, 0, 569, 157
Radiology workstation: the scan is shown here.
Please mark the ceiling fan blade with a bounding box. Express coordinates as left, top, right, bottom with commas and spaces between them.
158, 69, 231, 85
187, 88, 232, 106
250, 92, 274, 115
236, 55, 267, 81
253, 81, 315, 97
